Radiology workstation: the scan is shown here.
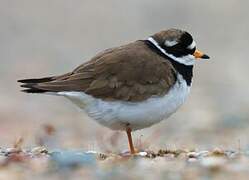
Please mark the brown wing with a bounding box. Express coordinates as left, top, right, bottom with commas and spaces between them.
19, 41, 177, 102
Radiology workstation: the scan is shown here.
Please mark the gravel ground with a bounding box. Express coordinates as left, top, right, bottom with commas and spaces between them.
1, 146, 249, 180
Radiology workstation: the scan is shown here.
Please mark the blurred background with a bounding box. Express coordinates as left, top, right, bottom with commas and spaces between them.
1, 0, 249, 153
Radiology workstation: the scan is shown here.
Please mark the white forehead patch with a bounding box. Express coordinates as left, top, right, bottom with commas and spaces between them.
165, 40, 178, 47
187, 40, 196, 50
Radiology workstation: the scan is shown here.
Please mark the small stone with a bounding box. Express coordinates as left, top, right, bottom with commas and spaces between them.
49, 150, 96, 168
85, 150, 98, 154
198, 151, 209, 157
211, 148, 225, 156
157, 149, 170, 156
146, 151, 157, 158
98, 153, 108, 160
187, 152, 198, 158
5, 148, 22, 155
224, 150, 238, 159
0, 148, 5, 155
31, 147, 48, 155
138, 151, 147, 157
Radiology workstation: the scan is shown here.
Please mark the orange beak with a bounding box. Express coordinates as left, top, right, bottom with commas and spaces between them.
193, 49, 210, 60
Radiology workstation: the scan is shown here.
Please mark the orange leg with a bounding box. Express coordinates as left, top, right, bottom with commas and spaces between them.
126, 127, 135, 154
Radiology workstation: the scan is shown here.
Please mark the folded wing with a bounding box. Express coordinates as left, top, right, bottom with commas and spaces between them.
18, 41, 177, 102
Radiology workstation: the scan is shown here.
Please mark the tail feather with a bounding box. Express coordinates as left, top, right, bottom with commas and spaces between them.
17, 77, 53, 83
18, 77, 54, 94
18, 72, 89, 94
21, 88, 47, 93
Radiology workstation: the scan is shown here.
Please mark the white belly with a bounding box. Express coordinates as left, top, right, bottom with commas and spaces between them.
57, 74, 190, 131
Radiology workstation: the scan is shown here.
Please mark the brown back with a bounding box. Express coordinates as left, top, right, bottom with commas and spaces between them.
33, 40, 177, 102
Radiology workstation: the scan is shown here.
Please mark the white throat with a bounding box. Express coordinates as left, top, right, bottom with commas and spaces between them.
147, 37, 195, 66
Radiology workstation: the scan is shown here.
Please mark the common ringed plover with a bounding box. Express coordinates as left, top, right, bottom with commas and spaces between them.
18, 28, 209, 154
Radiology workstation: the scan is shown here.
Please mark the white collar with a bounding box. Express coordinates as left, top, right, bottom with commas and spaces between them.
147, 37, 195, 66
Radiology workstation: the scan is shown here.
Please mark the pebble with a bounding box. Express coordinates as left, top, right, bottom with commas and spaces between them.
31, 147, 48, 155
5, 148, 22, 155
198, 151, 209, 157
211, 148, 225, 156
187, 151, 209, 159
138, 152, 148, 157
187, 152, 199, 158
86, 150, 98, 154
0, 148, 5, 155
224, 150, 238, 159
50, 150, 96, 168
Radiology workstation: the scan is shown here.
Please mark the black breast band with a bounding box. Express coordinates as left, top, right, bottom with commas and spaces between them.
143, 40, 193, 86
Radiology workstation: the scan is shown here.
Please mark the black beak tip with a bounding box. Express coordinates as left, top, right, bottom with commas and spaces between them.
202, 54, 210, 59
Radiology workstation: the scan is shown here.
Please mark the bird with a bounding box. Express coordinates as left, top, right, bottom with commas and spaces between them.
18, 28, 209, 154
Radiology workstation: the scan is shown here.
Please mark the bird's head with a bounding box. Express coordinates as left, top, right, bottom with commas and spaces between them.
149, 28, 209, 65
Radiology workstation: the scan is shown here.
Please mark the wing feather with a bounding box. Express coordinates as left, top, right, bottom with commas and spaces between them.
18, 41, 177, 102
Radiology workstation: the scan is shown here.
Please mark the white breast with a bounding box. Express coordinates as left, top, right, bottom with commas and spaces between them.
57, 74, 190, 131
